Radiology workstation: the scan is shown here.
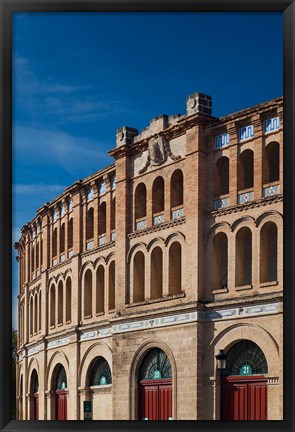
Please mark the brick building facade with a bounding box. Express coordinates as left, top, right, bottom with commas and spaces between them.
15, 92, 283, 420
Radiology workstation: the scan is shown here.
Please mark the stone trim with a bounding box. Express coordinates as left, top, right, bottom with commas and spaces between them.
128, 217, 185, 239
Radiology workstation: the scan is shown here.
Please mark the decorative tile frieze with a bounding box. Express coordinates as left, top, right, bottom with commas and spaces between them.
239, 125, 254, 141
86, 240, 94, 250
172, 208, 184, 220
28, 345, 40, 356
215, 133, 230, 149
214, 197, 230, 209
98, 235, 106, 246
238, 191, 254, 204
263, 184, 280, 197
136, 219, 147, 231
153, 214, 164, 225
264, 116, 280, 133
47, 337, 69, 349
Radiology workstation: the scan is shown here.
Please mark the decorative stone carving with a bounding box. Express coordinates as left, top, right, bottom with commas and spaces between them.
139, 136, 181, 174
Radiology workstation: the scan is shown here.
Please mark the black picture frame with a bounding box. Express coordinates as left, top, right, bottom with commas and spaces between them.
0, 1, 294, 431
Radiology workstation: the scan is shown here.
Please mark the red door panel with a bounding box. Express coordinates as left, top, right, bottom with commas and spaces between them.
222, 378, 267, 420
34, 394, 39, 420
159, 384, 172, 420
56, 391, 67, 420
139, 380, 172, 420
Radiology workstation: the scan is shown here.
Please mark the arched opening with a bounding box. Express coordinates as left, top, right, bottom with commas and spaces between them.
215, 157, 229, 196
38, 292, 42, 332
260, 222, 278, 283
29, 369, 39, 420
138, 348, 172, 420
213, 233, 228, 290
36, 242, 39, 269
111, 197, 116, 231
109, 261, 115, 311
86, 208, 94, 240
66, 277, 72, 323
86, 357, 112, 420
170, 170, 183, 208
29, 297, 33, 336
151, 247, 163, 299
68, 219, 73, 250
235, 227, 252, 286
98, 202, 106, 236
96, 265, 105, 314
52, 228, 57, 258
169, 242, 182, 295
60, 224, 65, 254
52, 364, 67, 420
238, 150, 254, 190
84, 269, 92, 318
19, 375, 23, 420
34, 295, 38, 334
31, 246, 35, 273
152, 177, 164, 215
133, 251, 145, 303
221, 340, 268, 420
135, 183, 147, 223
264, 142, 279, 184
50, 284, 56, 327
58, 281, 63, 325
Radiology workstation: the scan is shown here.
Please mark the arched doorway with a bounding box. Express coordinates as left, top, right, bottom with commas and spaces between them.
53, 364, 68, 420
138, 348, 172, 420
29, 369, 39, 420
221, 340, 268, 420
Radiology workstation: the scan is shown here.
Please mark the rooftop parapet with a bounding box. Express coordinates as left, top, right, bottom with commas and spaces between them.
186, 92, 212, 116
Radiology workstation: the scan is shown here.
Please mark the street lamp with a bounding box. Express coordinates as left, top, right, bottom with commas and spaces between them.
215, 349, 227, 420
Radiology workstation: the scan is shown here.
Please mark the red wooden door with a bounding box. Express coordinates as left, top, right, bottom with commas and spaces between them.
222, 376, 267, 420
56, 390, 67, 420
139, 379, 172, 420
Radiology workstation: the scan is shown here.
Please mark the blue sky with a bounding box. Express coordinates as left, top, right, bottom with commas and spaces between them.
12, 12, 283, 327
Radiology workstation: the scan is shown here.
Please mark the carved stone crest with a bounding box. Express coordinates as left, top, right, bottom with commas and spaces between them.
139, 136, 181, 174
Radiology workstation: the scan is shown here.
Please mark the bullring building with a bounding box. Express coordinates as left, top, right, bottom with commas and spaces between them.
15, 92, 283, 421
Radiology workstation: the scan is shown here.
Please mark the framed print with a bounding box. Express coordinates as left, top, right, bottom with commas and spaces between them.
0, 1, 294, 432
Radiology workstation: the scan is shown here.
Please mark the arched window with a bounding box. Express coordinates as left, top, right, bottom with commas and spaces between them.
135, 183, 147, 220
213, 232, 228, 290
169, 242, 182, 295
171, 170, 183, 208
50, 284, 55, 327
89, 357, 112, 386
36, 242, 39, 269
58, 281, 63, 325
29, 297, 33, 335
139, 348, 172, 380
31, 246, 35, 273
236, 227, 252, 286
264, 142, 279, 183
151, 247, 163, 299
38, 291, 42, 332
40, 239, 43, 266
109, 261, 115, 311
52, 228, 57, 258
111, 198, 116, 231
30, 369, 39, 394
86, 208, 94, 240
225, 340, 268, 376
60, 224, 65, 253
19, 375, 23, 419
66, 277, 71, 322
133, 251, 145, 302
96, 266, 105, 314
68, 219, 73, 250
30, 369, 39, 420
215, 157, 229, 196
99, 202, 106, 236
34, 294, 38, 333
84, 269, 92, 317
238, 150, 254, 190
55, 365, 67, 390
152, 177, 164, 214
260, 222, 278, 283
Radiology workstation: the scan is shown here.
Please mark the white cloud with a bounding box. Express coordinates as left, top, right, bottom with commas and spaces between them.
13, 125, 113, 174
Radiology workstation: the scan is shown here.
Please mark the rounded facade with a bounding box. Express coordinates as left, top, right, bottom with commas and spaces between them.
15, 93, 283, 420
